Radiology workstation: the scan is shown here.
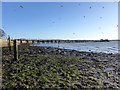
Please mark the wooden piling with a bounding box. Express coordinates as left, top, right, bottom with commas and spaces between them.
51, 40, 53, 43
20, 40, 22, 44
14, 39, 18, 60
32, 40, 34, 43
8, 35, 11, 51
26, 40, 29, 43
55, 40, 57, 43
37, 40, 39, 43
42, 40, 44, 43
58, 40, 60, 43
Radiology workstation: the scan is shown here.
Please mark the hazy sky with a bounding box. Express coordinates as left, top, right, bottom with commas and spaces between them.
2, 2, 118, 40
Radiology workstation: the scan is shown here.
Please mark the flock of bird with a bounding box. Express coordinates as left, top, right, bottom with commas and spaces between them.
7, 3, 117, 38
14, 4, 105, 20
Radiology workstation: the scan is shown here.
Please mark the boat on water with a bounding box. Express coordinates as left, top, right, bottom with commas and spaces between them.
100, 39, 109, 42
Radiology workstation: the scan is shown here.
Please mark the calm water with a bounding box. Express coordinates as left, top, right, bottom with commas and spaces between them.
31, 41, 120, 54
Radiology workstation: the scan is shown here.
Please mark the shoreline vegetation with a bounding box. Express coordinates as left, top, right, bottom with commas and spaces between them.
2, 43, 120, 89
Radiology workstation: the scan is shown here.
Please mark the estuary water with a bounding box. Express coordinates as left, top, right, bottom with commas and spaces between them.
32, 41, 119, 54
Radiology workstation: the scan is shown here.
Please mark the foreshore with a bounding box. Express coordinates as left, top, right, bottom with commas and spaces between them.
2, 43, 120, 89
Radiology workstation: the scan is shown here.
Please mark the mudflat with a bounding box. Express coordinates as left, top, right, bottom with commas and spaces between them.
2, 44, 120, 89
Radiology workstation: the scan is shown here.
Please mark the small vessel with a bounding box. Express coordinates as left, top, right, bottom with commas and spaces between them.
100, 39, 109, 42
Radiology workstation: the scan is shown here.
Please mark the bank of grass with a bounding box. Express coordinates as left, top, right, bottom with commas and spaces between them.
2, 47, 99, 89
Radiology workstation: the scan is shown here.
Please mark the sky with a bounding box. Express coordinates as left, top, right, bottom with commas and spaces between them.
2, 2, 118, 40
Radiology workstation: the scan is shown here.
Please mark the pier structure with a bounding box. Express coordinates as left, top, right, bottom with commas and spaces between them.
15, 39, 109, 44
1, 39, 111, 47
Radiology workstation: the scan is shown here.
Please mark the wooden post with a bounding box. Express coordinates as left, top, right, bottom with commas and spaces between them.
32, 40, 34, 43
37, 40, 39, 43
51, 40, 53, 43
58, 40, 60, 44
20, 40, 22, 44
14, 39, 18, 60
55, 40, 57, 43
42, 40, 44, 43
26, 40, 28, 43
8, 35, 11, 51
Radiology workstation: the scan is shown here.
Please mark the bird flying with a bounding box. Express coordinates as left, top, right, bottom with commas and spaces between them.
20, 5, 23, 8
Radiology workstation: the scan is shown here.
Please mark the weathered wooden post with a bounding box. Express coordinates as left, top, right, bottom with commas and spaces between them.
32, 40, 34, 43
26, 40, 29, 43
20, 39, 22, 44
8, 35, 11, 51
51, 40, 53, 43
58, 40, 60, 44
14, 39, 18, 60
42, 40, 44, 43
37, 40, 39, 43
55, 40, 57, 43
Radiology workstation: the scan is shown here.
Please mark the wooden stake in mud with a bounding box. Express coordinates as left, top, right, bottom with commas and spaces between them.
8, 35, 11, 51
26, 40, 29, 43
14, 39, 18, 60
20, 39, 22, 44
32, 40, 34, 43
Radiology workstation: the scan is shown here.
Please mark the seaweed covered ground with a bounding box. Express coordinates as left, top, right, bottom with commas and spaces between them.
2, 44, 120, 89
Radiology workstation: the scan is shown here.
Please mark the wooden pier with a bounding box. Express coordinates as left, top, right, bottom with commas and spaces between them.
0, 38, 111, 47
